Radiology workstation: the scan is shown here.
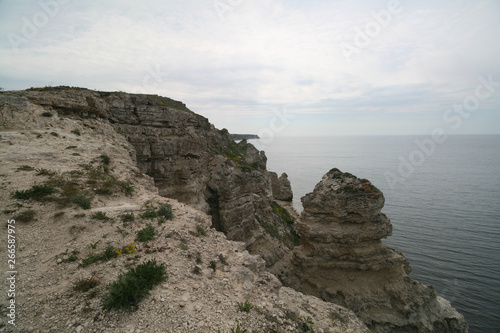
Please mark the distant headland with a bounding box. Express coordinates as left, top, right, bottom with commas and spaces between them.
231, 133, 260, 140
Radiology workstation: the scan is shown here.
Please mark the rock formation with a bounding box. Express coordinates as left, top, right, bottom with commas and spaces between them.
0, 87, 469, 332
0, 87, 299, 266
283, 168, 468, 332
270, 171, 293, 201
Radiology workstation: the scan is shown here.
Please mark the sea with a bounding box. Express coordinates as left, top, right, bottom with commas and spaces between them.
251, 135, 500, 333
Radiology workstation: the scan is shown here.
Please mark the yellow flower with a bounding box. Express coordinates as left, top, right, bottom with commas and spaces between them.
116, 249, 122, 255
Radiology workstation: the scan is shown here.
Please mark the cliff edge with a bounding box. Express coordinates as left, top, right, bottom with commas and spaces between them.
0, 87, 468, 332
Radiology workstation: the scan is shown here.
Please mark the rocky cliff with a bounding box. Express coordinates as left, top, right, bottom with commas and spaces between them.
0, 87, 468, 332
0, 96, 369, 332
280, 168, 468, 332
0, 87, 299, 267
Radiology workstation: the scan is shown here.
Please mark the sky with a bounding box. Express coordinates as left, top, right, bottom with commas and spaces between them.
1, 0, 499, 136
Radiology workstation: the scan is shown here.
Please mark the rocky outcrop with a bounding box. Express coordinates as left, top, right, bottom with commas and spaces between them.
284, 168, 468, 332
0, 88, 468, 332
270, 172, 293, 201
0, 87, 299, 266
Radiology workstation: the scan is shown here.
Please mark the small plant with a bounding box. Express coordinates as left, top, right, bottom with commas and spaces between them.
100, 154, 111, 165
157, 203, 174, 220
89, 241, 100, 249
13, 184, 55, 200
141, 209, 157, 219
102, 233, 109, 239
135, 224, 157, 242
209, 261, 217, 271
190, 224, 206, 237
101, 259, 167, 310
301, 317, 315, 332
73, 193, 91, 209
36, 168, 56, 176
230, 324, 248, 333
13, 209, 36, 223
81, 245, 118, 267
16, 165, 34, 171
117, 242, 137, 255
60, 249, 79, 263
71, 129, 81, 136
120, 213, 135, 222
218, 254, 228, 266
178, 242, 189, 251
91, 211, 110, 220
118, 181, 134, 197
237, 300, 254, 313
73, 276, 99, 292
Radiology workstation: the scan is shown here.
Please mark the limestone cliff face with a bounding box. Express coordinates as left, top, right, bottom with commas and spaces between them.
286, 168, 468, 332
1, 88, 468, 332
0, 87, 299, 266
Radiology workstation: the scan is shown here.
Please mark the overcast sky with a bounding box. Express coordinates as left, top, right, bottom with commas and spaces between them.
1, 0, 499, 136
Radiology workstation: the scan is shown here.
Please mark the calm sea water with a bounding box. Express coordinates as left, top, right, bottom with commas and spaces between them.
252, 135, 500, 333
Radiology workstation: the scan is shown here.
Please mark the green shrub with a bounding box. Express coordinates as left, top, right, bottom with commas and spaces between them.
81, 245, 118, 267
209, 261, 217, 271
100, 154, 111, 165
190, 224, 206, 237
13, 209, 36, 223
13, 184, 55, 200
73, 193, 91, 209
301, 316, 315, 332
118, 181, 134, 197
120, 213, 135, 222
135, 224, 157, 242
237, 300, 254, 313
157, 203, 174, 220
141, 209, 157, 219
102, 259, 167, 310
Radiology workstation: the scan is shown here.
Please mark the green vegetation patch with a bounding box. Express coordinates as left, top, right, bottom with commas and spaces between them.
81, 245, 118, 267
256, 203, 301, 250
211, 141, 258, 172
135, 224, 157, 242
102, 259, 167, 310
237, 300, 254, 313
157, 203, 174, 220
91, 211, 110, 221
271, 201, 294, 225
13, 184, 55, 200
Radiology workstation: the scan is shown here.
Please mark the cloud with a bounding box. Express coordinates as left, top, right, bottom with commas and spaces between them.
0, 0, 499, 135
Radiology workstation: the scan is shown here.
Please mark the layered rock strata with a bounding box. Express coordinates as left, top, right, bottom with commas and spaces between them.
285, 168, 468, 332
0, 87, 299, 266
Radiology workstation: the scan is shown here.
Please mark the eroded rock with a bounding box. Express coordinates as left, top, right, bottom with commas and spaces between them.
286, 168, 468, 332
